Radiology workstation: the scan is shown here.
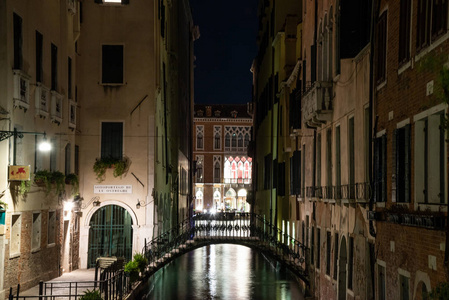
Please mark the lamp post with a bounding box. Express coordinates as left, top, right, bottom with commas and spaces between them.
0, 129, 51, 165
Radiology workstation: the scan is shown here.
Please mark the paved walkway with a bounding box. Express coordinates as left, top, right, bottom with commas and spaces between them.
20, 269, 96, 298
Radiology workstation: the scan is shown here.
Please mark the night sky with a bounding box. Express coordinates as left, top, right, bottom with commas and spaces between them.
189, 0, 259, 105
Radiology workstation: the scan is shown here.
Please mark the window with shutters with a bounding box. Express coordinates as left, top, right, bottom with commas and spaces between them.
51, 44, 58, 91
398, 0, 411, 65
264, 154, 272, 190
316, 133, 322, 188
326, 231, 331, 275
415, 111, 445, 204
32, 212, 42, 252
101, 122, 123, 159
376, 11, 387, 85
348, 236, 354, 290
333, 233, 339, 280
290, 151, 301, 196
48, 211, 56, 245
278, 162, 285, 196
311, 226, 315, 265
13, 13, 23, 70
316, 228, 321, 269
399, 271, 410, 300
417, 0, 448, 52
374, 134, 387, 202
394, 124, 411, 203
378, 263, 386, 300
10, 214, 21, 257
65, 143, 71, 176
36, 31, 43, 82
102, 45, 124, 84
326, 128, 332, 192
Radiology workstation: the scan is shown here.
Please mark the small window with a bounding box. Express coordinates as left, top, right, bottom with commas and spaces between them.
326, 231, 331, 275
32, 212, 42, 251
399, 273, 410, 300
102, 45, 124, 84
36, 31, 43, 82
10, 214, 21, 256
398, 0, 411, 64
376, 11, 387, 85
48, 211, 56, 245
51, 44, 58, 90
13, 13, 23, 70
101, 122, 123, 159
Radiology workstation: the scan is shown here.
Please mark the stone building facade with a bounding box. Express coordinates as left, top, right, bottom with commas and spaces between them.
0, 0, 195, 297
193, 104, 253, 213
0, 0, 81, 296
373, 0, 449, 299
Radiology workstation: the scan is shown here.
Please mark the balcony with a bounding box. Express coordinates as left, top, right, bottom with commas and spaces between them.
67, 0, 77, 14
68, 100, 76, 129
35, 83, 50, 118
13, 70, 31, 111
302, 81, 333, 127
51, 90, 63, 124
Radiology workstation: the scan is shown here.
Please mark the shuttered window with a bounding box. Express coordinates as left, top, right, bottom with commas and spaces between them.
102, 45, 124, 84
36, 31, 43, 82
278, 162, 285, 196
101, 122, 123, 159
13, 13, 23, 70
394, 125, 411, 203
374, 134, 387, 202
376, 11, 387, 84
398, 0, 411, 64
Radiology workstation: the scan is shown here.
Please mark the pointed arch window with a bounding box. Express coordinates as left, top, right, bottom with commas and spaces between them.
214, 162, 221, 183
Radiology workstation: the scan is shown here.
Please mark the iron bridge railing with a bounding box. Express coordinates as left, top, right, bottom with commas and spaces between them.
142, 213, 309, 283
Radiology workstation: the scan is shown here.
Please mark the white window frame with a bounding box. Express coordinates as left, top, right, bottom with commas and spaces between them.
10, 213, 22, 258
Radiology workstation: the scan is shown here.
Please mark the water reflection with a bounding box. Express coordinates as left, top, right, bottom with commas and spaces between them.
145, 244, 304, 300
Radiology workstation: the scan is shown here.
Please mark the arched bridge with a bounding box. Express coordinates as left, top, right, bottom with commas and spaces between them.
142, 213, 309, 285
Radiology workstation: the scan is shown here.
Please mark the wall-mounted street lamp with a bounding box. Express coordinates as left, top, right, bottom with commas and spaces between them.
0, 129, 51, 165
136, 199, 150, 209
80, 196, 101, 209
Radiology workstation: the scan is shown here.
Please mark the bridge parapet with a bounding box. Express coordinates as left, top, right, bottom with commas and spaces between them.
142, 213, 309, 285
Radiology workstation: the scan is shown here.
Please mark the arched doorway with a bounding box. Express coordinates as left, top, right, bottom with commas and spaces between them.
338, 236, 347, 300
88, 205, 133, 268
225, 188, 236, 211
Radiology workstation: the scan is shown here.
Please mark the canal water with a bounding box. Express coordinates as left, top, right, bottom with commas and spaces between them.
144, 244, 304, 300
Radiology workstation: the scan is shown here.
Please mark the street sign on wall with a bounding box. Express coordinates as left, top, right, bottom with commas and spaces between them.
8, 165, 30, 181
94, 185, 132, 194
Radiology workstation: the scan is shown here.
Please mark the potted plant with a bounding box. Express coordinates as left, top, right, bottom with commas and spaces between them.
65, 173, 79, 195
124, 259, 140, 284
93, 156, 129, 182
50, 171, 66, 195
80, 289, 102, 300
18, 180, 31, 196
34, 170, 52, 192
133, 252, 148, 274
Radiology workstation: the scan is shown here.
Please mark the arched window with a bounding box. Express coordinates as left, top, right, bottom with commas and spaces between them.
238, 134, 243, 148
197, 132, 203, 149
244, 161, 250, 179
232, 134, 237, 149
231, 161, 237, 181
225, 133, 231, 148
244, 133, 250, 147
214, 132, 220, 149
224, 160, 231, 182
196, 163, 203, 183
195, 191, 203, 211
238, 161, 244, 180
214, 162, 221, 183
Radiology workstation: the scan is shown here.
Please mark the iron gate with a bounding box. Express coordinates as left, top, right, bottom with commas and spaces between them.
88, 205, 133, 268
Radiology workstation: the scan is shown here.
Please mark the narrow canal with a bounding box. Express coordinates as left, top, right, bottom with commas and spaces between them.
143, 244, 304, 300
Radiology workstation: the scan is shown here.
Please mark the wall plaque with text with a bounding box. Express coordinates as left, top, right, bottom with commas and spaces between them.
94, 185, 132, 194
